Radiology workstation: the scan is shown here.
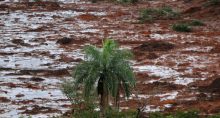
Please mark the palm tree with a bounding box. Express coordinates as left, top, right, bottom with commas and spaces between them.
69, 39, 135, 116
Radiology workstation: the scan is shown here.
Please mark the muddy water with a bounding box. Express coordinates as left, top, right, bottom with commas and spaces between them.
0, 2, 88, 117
1, 0, 220, 117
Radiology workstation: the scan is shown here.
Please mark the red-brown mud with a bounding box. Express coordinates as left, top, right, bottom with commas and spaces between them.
0, 0, 220, 117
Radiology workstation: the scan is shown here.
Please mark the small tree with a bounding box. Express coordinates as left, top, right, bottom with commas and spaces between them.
63, 39, 135, 117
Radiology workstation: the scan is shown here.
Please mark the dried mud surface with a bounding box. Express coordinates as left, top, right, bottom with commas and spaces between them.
0, 0, 220, 117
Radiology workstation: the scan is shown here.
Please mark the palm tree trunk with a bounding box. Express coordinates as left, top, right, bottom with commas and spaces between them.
100, 88, 109, 118
115, 89, 120, 110
99, 74, 109, 118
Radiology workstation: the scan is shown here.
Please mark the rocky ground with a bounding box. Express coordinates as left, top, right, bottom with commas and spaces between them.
0, 0, 220, 117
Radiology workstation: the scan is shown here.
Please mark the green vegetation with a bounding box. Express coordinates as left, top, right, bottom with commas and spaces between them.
71, 108, 137, 118
139, 6, 180, 23
117, 0, 138, 4
172, 23, 192, 32
62, 39, 135, 117
149, 111, 220, 118
208, 114, 220, 118
149, 110, 199, 118
208, 0, 220, 5
172, 19, 205, 32
106, 109, 137, 118
190, 19, 205, 26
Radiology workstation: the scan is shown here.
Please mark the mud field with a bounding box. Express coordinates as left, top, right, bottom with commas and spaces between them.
0, 0, 220, 117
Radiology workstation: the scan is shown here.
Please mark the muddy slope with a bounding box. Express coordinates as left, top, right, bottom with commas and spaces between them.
0, 0, 220, 117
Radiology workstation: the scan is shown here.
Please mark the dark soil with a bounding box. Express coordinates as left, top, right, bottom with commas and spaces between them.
0, 97, 10, 103
21, 105, 61, 115
200, 77, 220, 93
134, 41, 175, 52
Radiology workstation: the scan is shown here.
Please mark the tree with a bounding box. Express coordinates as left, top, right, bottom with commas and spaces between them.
64, 39, 135, 117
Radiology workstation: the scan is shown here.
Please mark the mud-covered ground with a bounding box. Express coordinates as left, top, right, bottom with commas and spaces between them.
0, 0, 220, 117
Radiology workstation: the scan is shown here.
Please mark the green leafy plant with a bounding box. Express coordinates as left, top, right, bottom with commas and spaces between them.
62, 39, 135, 117
190, 19, 205, 26
172, 23, 192, 32
139, 6, 180, 23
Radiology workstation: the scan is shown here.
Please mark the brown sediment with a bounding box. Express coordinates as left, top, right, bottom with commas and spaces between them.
21, 105, 61, 115
1, 0, 220, 117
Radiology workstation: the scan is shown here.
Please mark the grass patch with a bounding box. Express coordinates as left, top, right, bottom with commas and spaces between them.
172, 23, 192, 32
72, 108, 137, 118
208, 115, 220, 118
139, 6, 180, 23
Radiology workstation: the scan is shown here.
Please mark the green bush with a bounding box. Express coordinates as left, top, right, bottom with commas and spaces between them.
139, 6, 180, 23
190, 20, 205, 26
117, 0, 138, 4
209, 0, 220, 5
139, 8, 157, 22
172, 23, 192, 32
158, 6, 179, 18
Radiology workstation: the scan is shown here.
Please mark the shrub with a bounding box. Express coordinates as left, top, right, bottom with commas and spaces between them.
139, 8, 158, 22
190, 19, 205, 26
139, 6, 180, 23
158, 6, 180, 18
209, 0, 220, 5
172, 23, 192, 32
117, 0, 138, 4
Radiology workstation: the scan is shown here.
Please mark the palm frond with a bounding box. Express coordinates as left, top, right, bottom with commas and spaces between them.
64, 39, 136, 105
